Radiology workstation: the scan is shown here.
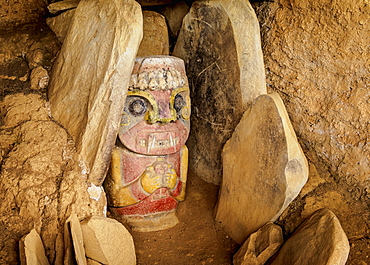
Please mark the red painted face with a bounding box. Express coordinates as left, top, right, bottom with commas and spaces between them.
118, 73, 190, 155
118, 56, 191, 155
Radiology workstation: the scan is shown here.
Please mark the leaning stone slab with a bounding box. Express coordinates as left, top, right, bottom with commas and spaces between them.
48, 0, 143, 186
215, 93, 308, 244
270, 208, 350, 265
137, 11, 169, 56
69, 214, 87, 265
233, 222, 283, 265
80, 216, 136, 265
173, 0, 266, 184
19, 229, 50, 265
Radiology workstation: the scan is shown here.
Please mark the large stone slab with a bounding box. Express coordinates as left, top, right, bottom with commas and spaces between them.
270, 208, 350, 265
215, 93, 308, 244
173, 0, 266, 184
48, 0, 143, 186
137, 11, 169, 56
80, 216, 136, 265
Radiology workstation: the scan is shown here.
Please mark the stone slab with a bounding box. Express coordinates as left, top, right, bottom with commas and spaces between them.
215, 93, 308, 244
158, 2, 190, 37
19, 229, 50, 265
173, 0, 267, 184
233, 222, 283, 265
80, 216, 136, 265
270, 208, 350, 265
48, 0, 143, 186
137, 11, 169, 56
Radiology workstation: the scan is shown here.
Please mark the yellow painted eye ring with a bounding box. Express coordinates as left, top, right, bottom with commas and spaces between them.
181, 106, 191, 120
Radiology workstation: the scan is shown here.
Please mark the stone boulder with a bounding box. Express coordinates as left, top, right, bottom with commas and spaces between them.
137, 11, 169, 56
215, 93, 308, 244
48, 0, 143, 186
173, 0, 266, 184
270, 208, 350, 265
80, 216, 136, 265
233, 222, 283, 265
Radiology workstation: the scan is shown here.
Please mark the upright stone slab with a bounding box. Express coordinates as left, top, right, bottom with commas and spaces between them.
173, 0, 266, 184
48, 0, 143, 186
137, 11, 169, 56
270, 208, 350, 265
19, 229, 49, 265
215, 93, 308, 244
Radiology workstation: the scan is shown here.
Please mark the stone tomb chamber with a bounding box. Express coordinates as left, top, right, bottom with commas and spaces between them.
0, 0, 369, 264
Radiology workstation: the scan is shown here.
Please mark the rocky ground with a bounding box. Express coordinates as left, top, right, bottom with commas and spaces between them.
1, 21, 369, 264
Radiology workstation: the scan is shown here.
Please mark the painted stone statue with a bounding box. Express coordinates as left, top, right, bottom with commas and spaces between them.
105, 56, 190, 232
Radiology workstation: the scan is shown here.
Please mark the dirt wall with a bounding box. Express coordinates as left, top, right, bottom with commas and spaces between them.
253, 0, 370, 184
0, 0, 48, 31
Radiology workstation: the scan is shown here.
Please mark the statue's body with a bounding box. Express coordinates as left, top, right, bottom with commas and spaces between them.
105, 56, 190, 231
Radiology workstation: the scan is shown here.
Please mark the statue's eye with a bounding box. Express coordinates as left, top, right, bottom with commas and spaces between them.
128, 98, 147, 116
174, 94, 185, 112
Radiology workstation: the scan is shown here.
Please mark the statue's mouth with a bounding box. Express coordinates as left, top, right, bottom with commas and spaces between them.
119, 120, 189, 155
137, 132, 179, 153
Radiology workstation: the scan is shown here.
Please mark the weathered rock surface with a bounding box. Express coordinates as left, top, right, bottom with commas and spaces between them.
173, 0, 266, 184
80, 216, 136, 265
46, 9, 76, 43
215, 93, 308, 244
158, 2, 190, 37
271, 208, 350, 265
19, 229, 49, 265
137, 11, 169, 56
136, 0, 175, 6
47, 0, 80, 14
30, 66, 49, 90
48, 0, 143, 186
254, 0, 370, 183
0, 0, 47, 30
233, 222, 283, 265
0, 94, 106, 264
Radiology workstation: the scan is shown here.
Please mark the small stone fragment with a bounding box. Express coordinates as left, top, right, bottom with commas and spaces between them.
48, 0, 80, 14
137, 11, 169, 56
19, 229, 50, 265
233, 222, 283, 265
30, 66, 49, 90
215, 93, 308, 244
270, 208, 350, 265
80, 216, 136, 265
46, 9, 76, 43
69, 214, 87, 265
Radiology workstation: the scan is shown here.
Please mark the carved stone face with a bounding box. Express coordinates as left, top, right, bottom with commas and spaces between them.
118, 56, 191, 155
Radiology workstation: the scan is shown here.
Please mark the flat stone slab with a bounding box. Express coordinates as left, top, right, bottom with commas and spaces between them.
173, 0, 266, 184
270, 208, 350, 265
19, 229, 50, 265
80, 216, 136, 265
48, 0, 143, 186
215, 93, 308, 244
